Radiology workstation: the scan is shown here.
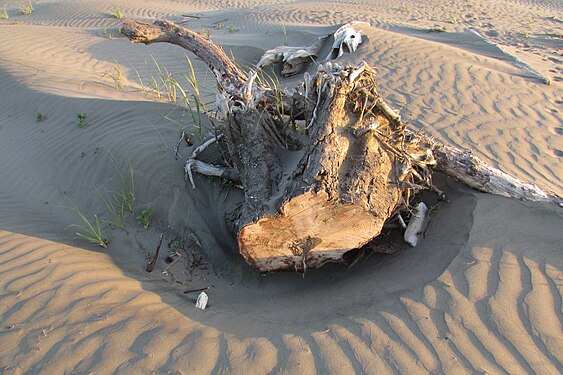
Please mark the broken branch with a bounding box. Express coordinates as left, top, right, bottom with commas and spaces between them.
146, 234, 164, 273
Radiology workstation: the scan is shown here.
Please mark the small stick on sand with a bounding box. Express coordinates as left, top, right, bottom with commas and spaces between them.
174, 130, 185, 160
162, 254, 182, 274
183, 286, 210, 294
146, 234, 164, 273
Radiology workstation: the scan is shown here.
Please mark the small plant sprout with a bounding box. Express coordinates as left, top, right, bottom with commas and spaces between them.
256, 69, 284, 118
170, 238, 183, 251
69, 205, 110, 248
523, 18, 535, 38
137, 208, 154, 230
99, 155, 135, 229
183, 56, 207, 134
111, 7, 124, 19
0, 8, 9, 19
101, 64, 124, 89
394, 5, 410, 13
18, 1, 34, 15
36, 112, 46, 122
101, 27, 114, 39
109, 154, 135, 212
104, 191, 127, 229
148, 54, 187, 103
133, 55, 211, 138
77, 113, 87, 128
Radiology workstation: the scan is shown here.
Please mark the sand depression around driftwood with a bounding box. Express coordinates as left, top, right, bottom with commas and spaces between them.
0, 0, 562, 374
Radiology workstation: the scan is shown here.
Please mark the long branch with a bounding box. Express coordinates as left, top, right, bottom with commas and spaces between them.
122, 19, 307, 118
432, 143, 562, 205
121, 19, 247, 94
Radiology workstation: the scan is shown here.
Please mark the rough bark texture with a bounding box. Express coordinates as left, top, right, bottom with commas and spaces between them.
237, 65, 415, 271
121, 20, 561, 273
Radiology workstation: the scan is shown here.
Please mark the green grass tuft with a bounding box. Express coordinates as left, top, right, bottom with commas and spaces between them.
18, 1, 34, 15
77, 113, 87, 128
69, 205, 110, 248
101, 63, 124, 89
111, 7, 124, 19
108, 154, 135, 213
136, 208, 153, 230
104, 191, 127, 230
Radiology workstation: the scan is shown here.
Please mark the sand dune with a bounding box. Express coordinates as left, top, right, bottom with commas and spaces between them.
0, 0, 561, 373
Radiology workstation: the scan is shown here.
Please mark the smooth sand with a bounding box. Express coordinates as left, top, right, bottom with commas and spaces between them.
0, 0, 561, 373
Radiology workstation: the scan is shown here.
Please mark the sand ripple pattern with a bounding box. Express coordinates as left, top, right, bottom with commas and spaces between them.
0, 0, 562, 373
1, 195, 561, 374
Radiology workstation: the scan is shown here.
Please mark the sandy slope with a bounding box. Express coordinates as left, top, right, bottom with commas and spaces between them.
0, 0, 561, 373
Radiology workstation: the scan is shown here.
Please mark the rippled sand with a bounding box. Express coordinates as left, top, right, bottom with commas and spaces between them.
0, 0, 561, 373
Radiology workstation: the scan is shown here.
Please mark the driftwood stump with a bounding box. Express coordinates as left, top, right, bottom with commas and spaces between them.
121, 20, 561, 273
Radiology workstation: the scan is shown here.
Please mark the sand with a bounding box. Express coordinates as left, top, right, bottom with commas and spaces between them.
0, 0, 561, 374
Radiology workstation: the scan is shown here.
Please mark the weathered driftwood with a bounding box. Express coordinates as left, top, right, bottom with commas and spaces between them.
404, 202, 428, 247
431, 143, 561, 204
195, 292, 208, 310
232, 63, 438, 272
257, 22, 366, 76
121, 20, 562, 273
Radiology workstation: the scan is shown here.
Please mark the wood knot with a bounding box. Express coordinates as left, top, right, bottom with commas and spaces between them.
289, 236, 322, 256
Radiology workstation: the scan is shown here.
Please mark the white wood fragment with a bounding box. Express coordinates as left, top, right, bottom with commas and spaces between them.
257, 22, 366, 77
397, 214, 407, 229
348, 62, 366, 83
184, 136, 223, 189
328, 23, 363, 60
195, 292, 208, 310
404, 202, 428, 247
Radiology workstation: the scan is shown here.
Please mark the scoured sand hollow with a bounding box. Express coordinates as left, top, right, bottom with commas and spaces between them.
0, 0, 561, 374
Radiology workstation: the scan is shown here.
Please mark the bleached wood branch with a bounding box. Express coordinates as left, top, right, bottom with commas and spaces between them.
184, 135, 239, 189
404, 202, 428, 247
121, 19, 247, 95
257, 22, 367, 77
258, 45, 320, 77
432, 143, 562, 205
324, 22, 366, 61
